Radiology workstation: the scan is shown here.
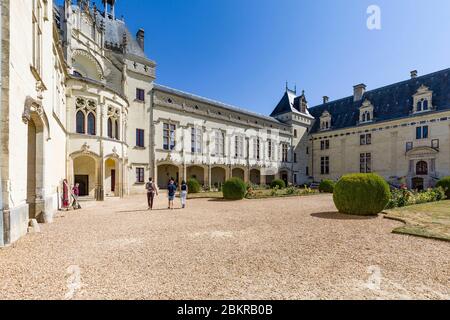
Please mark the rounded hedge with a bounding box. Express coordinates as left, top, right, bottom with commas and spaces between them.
270, 179, 286, 189
333, 173, 391, 216
436, 176, 450, 199
319, 179, 335, 193
187, 178, 201, 194
223, 178, 247, 200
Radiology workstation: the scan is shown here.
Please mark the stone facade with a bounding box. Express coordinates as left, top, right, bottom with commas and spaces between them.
0, 0, 449, 246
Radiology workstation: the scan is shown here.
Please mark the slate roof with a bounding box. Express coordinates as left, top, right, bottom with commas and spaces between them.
54, 3, 150, 61
154, 84, 287, 126
270, 90, 313, 118
308, 68, 450, 133
97, 15, 148, 60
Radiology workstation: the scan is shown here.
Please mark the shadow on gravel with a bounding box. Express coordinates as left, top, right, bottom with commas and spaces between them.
311, 212, 379, 220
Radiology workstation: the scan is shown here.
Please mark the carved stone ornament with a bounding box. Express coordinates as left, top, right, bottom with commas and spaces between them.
81, 142, 90, 154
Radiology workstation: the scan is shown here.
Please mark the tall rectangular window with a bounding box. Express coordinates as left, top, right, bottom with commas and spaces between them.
32, 0, 43, 75
360, 134, 372, 145
235, 136, 244, 158
136, 88, 145, 102
306, 166, 309, 176
136, 129, 145, 147
360, 153, 372, 173
214, 130, 225, 157
282, 144, 289, 162
191, 127, 202, 154
253, 138, 260, 160
136, 168, 145, 183
268, 139, 273, 160
321, 156, 330, 175
294, 153, 297, 163
321, 140, 330, 150
163, 123, 176, 150
416, 126, 429, 139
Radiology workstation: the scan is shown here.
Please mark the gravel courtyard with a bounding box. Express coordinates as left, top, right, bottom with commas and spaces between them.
0, 194, 449, 300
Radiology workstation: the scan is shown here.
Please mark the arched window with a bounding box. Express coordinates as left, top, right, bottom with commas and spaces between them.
107, 118, 113, 138
76, 111, 85, 134
114, 120, 119, 140
416, 161, 428, 175
87, 113, 96, 135
423, 99, 429, 110
366, 111, 371, 122
417, 100, 422, 112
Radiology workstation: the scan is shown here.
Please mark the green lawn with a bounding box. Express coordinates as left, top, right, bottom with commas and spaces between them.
384, 201, 450, 242
187, 192, 223, 199
186, 188, 319, 200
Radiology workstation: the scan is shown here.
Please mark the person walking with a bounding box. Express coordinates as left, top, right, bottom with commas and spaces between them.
72, 183, 81, 210
62, 179, 70, 211
145, 178, 158, 210
167, 178, 177, 210
180, 180, 188, 209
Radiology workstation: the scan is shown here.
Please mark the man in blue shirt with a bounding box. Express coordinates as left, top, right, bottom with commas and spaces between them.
167, 178, 177, 210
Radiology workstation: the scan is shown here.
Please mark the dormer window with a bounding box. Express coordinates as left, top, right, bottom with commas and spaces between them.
413, 85, 433, 114
359, 99, 374, 124
320, 111, 331, 131
416, 98, 429, 112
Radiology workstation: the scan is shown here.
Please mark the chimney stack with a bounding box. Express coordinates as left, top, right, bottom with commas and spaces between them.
411, 70, 418, 79
323, 96, 329, 104
353, 84, 366, 102
136, 29, 145, 51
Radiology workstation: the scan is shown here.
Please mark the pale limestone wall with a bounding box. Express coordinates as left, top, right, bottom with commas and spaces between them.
7, 0, 67, 243
274, 112, 314, 185
311, 111, 450, 188
151, 89, 294, 187
124, 69, 153, 195
66, 79, 128, 199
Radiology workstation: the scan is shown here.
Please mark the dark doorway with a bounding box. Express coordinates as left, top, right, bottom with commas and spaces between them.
75, 175, 89, 196
412, 177, 424, 191
281, 173, 288, 187
111, 170, 116, 192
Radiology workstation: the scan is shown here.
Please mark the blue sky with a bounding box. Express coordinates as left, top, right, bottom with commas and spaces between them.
62, 0, 450, 114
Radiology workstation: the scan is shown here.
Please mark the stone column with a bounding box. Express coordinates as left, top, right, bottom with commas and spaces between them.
260, 173, 266, 186
244, 168, 249, 183
207, 165, 212, 189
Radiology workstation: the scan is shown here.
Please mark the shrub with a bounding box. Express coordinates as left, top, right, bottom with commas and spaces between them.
386, 187, 446, 209
270, 179, 286, 189
187, 178, 201, 194
319, 179, 335, 193
286, 186, 299, 196
436, 177, 450, 199
223, 178, 247, 200
333, 173, 391, 216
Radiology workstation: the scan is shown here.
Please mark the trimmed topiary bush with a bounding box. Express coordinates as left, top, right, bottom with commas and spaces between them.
270, 179, 286, 190
319, 179, 335, 193
333, 173, 391, 216
436, 176, 450, 199
223, 177, 247, 200
187, 178, 201, 194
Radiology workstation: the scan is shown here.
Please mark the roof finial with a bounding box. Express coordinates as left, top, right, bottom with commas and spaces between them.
285, 81, 288, 92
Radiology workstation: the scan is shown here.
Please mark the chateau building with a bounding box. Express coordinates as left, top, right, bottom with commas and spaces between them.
0, 0, 449, 246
